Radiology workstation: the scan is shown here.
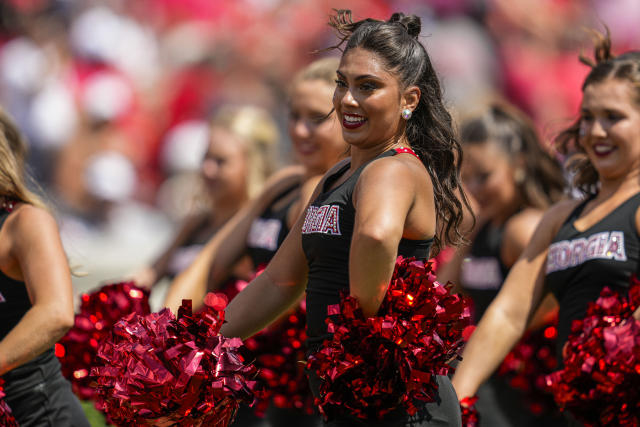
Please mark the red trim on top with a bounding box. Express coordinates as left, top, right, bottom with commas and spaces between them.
394, 146, 420, 160
1, 198, 15, 213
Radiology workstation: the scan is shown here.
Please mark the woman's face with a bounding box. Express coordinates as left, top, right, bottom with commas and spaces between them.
461, 141, 519, 222
333, 47, 407, 149
579, 78, 640, 182
288, 79, 345, 175
201, 126, 248, 203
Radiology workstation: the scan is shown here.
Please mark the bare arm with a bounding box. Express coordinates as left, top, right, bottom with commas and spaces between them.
219, 162, 348, 339
452, 200, 577, 399
349, 158, 419, 317
164, 166, 305, 313
0, 206, 75, 375
132, 213, 207, 289
220, 188, 317, 339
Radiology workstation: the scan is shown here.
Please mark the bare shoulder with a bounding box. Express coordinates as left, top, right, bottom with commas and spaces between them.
501, 208, 545, 267
540, 198, 583, 233
265, 165, 305, 185
7, 204, 58, 235
360, 153, 419, 184
5, 204, 59, 249
504, 208, 545, 237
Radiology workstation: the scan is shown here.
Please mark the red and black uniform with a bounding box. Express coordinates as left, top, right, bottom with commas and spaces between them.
0, 207, 89, 427
246, 182, 299, 269
302, 149, 460, 426
461, 221, 564, 427
460, 222, 510, 323
546, 193, 640, 360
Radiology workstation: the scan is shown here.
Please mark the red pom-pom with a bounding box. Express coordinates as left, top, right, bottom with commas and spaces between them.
244, 302, 314, 417
460, 395, 479, 427
497, 318, 560, 416
56, 281, 151, 400
0, 379, 19, 427
92, 294, 256, 426
545, 279, 640, 426
307, 256, 472, 421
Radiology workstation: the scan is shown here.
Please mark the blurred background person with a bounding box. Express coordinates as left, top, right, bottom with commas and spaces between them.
165, 56, 346, 427
0, 107, 89, 426
438, 101, 566, 426
131, 105, 279, 290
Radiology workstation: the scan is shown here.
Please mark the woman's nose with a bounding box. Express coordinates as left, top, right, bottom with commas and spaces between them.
340, 88, 358, 108
292, 119, 311, 139
201, 159, 218, 178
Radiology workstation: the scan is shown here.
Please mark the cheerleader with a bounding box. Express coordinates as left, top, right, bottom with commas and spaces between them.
163, 57, 346, 427
0, 108, 89, 426
133, 106, 280, 289
444, 102, 565, 426
220, 10, 470, 426
452, 33, 640, 424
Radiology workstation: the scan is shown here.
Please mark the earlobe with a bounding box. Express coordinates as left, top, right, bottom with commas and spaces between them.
402, 86, 421, 112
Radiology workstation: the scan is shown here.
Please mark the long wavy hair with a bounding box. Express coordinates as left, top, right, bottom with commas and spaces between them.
328, 10, 472, 253
461, 102, 565, 210
556, 28, 640, 195
0, 107, 46, 209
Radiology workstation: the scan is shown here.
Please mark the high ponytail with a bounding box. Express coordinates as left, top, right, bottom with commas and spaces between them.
328, 9, 472, 253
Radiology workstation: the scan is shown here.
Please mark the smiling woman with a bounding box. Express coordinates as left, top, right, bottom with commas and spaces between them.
452, 31, 640, 424
219, 9, 471, 427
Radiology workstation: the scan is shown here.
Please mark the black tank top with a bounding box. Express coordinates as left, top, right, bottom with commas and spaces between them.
460, 221, 510, 323
0, 209, 32, 341
302, 149, 434, 350
246, 183, 299, 268
545, 193, 640, 356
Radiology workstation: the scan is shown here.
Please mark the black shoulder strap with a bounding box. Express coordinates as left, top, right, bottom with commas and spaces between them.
0, 211, 10, 230
563, 194, 596, 225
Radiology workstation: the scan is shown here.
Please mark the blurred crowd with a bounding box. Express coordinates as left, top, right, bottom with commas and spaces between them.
0, 0, 638, 303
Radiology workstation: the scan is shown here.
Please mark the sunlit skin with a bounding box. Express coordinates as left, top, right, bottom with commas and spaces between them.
452, 76, 640, 402
288, 79, 345, 176
461, 142, 521, 225
333, 47, 419, 158
201, 126, 249, 208
579, 79, 640, 187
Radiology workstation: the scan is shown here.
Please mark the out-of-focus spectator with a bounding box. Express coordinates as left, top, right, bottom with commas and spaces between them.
130, 105, 280, 290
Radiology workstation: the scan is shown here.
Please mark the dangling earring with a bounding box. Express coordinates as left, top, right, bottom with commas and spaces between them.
401, 108, 412, 120
514, 168, 526, 184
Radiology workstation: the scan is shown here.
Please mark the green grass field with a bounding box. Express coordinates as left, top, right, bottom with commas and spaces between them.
80, 400, 108, 427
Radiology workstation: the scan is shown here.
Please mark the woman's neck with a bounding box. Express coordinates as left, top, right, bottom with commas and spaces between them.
349, 136, 408, 170
597, 170, 640, 202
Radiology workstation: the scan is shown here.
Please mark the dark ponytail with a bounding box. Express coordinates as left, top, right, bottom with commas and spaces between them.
328, 9, 472, 253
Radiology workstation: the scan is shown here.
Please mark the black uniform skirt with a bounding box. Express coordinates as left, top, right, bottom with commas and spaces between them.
1, 349, 90, 427
307, 369, 461, 427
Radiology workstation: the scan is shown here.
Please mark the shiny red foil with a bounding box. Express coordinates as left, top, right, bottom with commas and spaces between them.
497, 317, 560, 416
0, 379, 19, 427
91, 294, 256, 426
244, 302, 314, 416
545, 277, 640, 426
307, 256, 472, 421
460, 395, 479, 427
57, 281, 151, 400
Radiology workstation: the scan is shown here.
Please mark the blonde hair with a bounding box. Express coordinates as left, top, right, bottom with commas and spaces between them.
210, 105, 279, 198
292, 56, 340, 88
0, 107, 46, 209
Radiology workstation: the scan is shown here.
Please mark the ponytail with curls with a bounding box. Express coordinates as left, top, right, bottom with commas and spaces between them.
557, 27, 640, 195
328, 9, 472, 253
